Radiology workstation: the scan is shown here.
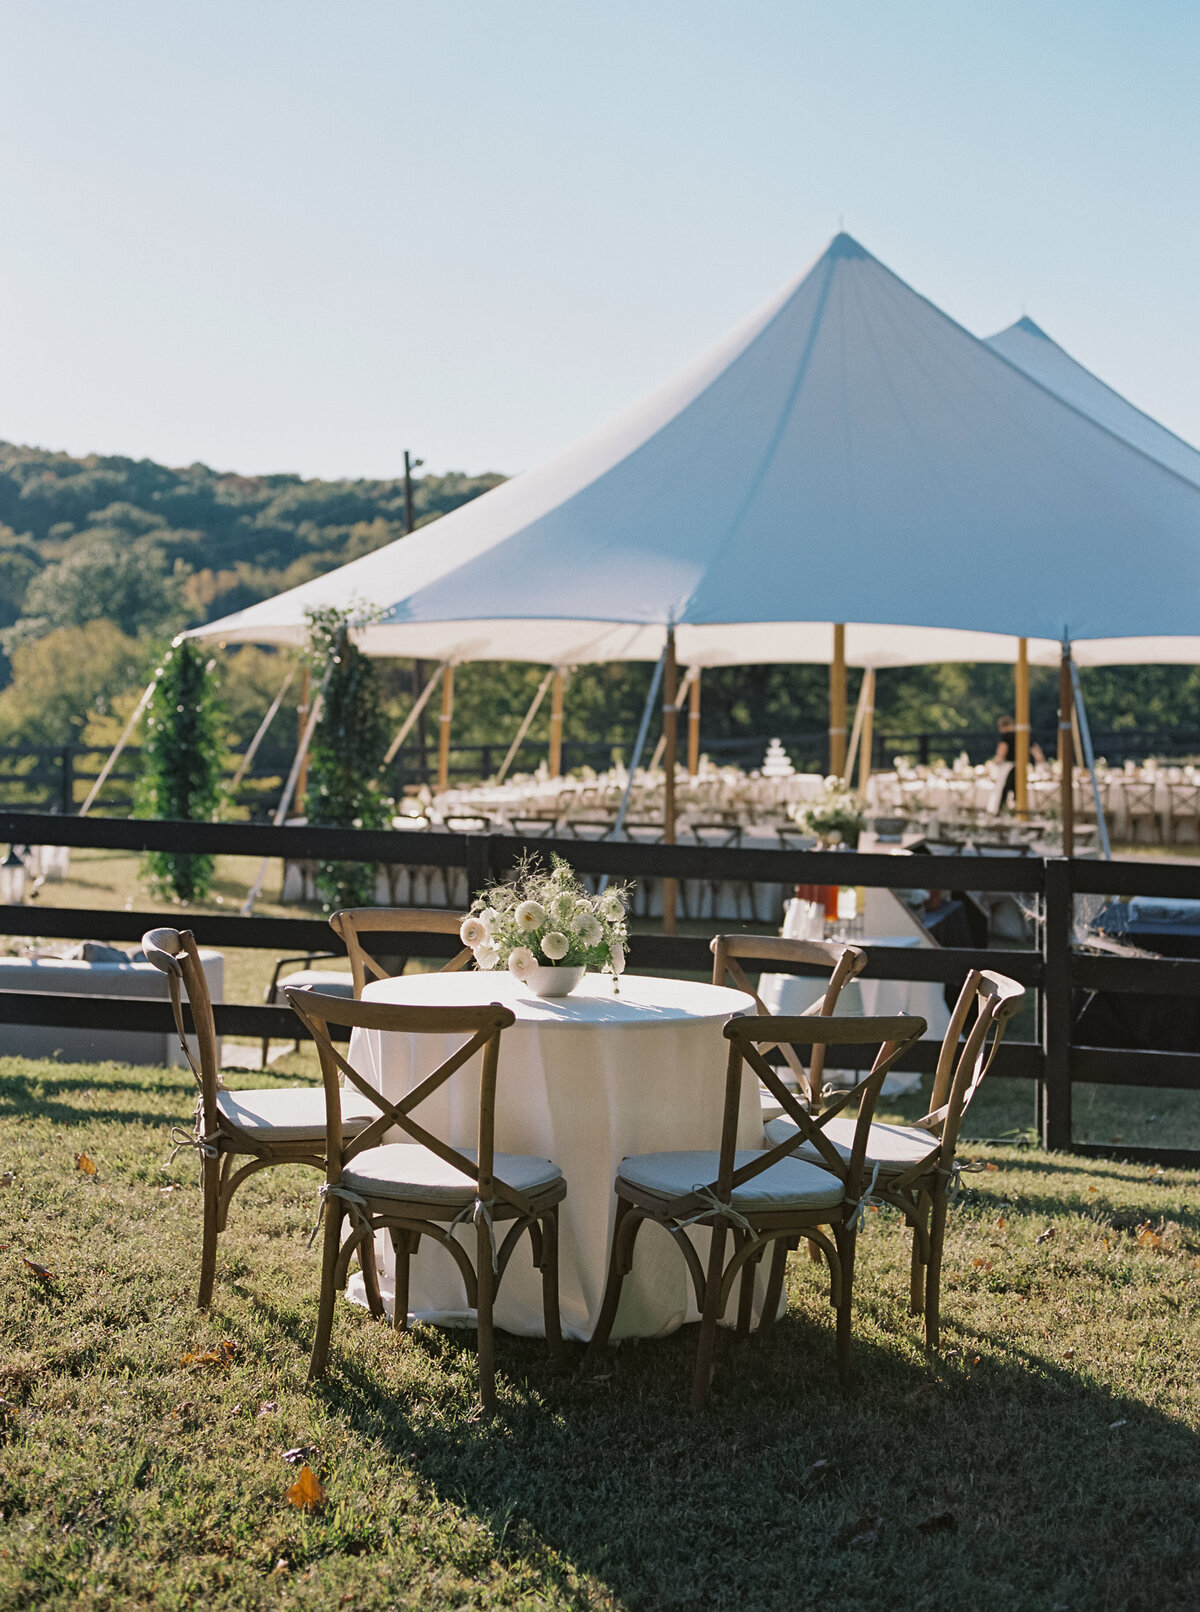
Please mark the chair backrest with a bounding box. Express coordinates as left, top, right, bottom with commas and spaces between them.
710, 933, 867, 1104
920, 969, 1025, 1153
328, 908, 474, 997
706, 1013, 926, 1213
285, 988, 531, 1213
141, 927, 221, 1125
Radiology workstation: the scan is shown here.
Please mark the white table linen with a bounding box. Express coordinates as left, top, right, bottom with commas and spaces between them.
345, 970, 761, 1342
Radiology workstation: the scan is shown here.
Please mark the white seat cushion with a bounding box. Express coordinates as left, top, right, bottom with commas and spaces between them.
341, 1143, 562, 1204
617, 1150, 844, 1211
764, 1115, 939, 1173
273, 970, 354, 996
217, 1084, 376, 1142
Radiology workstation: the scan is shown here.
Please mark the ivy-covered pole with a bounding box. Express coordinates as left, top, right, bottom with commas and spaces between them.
136, 639, 224, 903
304, 606, 390, 911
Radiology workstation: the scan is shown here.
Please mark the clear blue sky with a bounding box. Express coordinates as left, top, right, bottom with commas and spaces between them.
1, 0, 1196, 482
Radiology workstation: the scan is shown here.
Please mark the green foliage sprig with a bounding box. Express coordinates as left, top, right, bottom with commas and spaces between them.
136, 639, 224, 903
304, 605, 390, 911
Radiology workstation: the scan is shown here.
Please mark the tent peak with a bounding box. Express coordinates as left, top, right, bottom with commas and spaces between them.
1010, 315, 1052, 339
827, 231, 870, 261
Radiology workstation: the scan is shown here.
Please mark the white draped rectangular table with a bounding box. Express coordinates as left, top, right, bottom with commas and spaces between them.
346, 971, 761, 1342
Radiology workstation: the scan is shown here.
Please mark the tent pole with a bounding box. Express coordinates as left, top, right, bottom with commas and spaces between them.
687, 667, 701, 774
295, 665, 311, 817
829, 624, 847, 776
600, 646, 667, 890
1058, 641, 1074, 858
241, 665, 331, 915
662, 626, 678, 934
649, 666, 694, 773
495, 669, 554, 784
382, 661, 447, 767
842, 672, 869, 785
226, 665, 295, 803
1070, 660, 1112, 861
856, 667, 876, 795
78, 675, 158, 817
548, 671, 566, 777
437, 665, 455, 793
1014, 638, 1030, 820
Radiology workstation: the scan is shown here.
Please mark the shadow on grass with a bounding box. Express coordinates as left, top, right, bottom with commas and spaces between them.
295, 1292, 1200, 1612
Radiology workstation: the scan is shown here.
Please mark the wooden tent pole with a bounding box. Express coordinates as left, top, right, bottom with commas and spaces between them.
829, 624, 847, 777
662, 627, 678, 934
687, 667, 701, 775
1058, 642, 1074, 857
548, 671, 566, 777
1014, 637, 1030, 820
842, 672, 869, 785
226, 665, 295, 800
495, 669, 554, 784
382, 661, 447, 767
856, 667, 876, 795
295, 665, 311, 817
437, 665, 455, 793
78, 675, 158, 817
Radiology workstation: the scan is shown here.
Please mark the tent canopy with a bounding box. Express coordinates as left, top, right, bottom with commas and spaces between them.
194, 234, 1200, 669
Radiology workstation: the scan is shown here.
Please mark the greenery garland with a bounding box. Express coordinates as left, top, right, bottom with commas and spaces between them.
136, 639, 224, 902
304, 606, 390, 911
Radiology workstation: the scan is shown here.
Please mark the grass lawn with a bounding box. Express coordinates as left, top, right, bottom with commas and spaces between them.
2, 1054, 1199, 1610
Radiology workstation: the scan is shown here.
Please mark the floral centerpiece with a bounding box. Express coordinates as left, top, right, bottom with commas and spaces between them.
460, 855, 630, 997
795, 778, 867, 847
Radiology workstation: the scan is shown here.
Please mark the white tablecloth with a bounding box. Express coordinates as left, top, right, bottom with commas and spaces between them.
346, 971, 760, 1341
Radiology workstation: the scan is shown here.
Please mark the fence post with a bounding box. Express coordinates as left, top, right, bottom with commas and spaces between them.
59, 746, 73, 815
1041, 856, 1072, 1150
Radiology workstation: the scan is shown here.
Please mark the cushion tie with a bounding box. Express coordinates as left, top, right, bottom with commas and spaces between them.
447, 1195, 499, 1275
846, 1162, 886, 1231
676, 1182, 759, 1241
308, 1181, 372, 1249
939, 1157, 987, 1205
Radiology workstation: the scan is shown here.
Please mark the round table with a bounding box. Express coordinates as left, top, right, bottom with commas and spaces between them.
345, 970, 759, 1341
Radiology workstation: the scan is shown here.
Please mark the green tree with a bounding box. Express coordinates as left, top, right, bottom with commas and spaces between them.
135, 641, 224, 903
10, 531, 189, 645
0, 621, 145, 746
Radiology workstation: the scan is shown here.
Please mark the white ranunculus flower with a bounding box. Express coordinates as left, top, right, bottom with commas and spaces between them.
598, 891, 625, 922
608, 942, 626, 976
507, 945, 537, 979
515, 900, 546, 932
576, 914, 603, 948
474, 942, 501, 971
549, 891, 575, 924
540, 930, 570, 961
478, 907, 499, 935
459, 915, 487, 947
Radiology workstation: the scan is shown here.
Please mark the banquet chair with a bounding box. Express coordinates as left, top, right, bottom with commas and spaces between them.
142, 927, 382, 1311
286, 988, 567, 1414
1166, 778, 1200, 845
682, 822, 743, 921
587, 1014, 925, 1408
1122, 778, 1161, 844
711, 934, 867, 1115
763, 968, 1024, 1349
328, 908, 474, 997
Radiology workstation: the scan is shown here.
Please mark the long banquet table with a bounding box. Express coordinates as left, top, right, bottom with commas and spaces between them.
345, 970, 765, 1342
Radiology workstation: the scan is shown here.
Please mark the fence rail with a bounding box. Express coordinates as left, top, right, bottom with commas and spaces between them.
2, 810, 1199, 1160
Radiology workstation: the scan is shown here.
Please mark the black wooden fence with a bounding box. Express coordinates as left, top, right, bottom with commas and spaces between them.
1, 809, 1198, 1164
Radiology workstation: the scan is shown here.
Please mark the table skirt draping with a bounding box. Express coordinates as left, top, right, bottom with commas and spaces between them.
345, 972, 767, 1342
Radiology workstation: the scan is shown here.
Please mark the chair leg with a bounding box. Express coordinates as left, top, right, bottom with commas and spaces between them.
308, 1203, 344, 1384
735, 1238, 760, 1340
925, 1191, 949, 1352
833, 1224, 857, 1390
910, 1190, 931, 1317
476, 1217, 496, 1416
197, 1153, 220, 1309
540, 1207, 564, 1362
690, 1222, 730, 1411
587, 1196, 636, 1357
359, 1226, 385, 1319
759, 1239, 789, 1330
389, 1229, 413, 1332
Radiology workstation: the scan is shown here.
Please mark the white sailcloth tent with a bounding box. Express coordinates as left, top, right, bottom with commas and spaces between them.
193, 233, 1200, 672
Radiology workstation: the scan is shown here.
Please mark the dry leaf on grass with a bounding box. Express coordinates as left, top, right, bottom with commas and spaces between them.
972, 1258, 994, 1272
280, 1445, 320, 1466
181, 1340, 237, 1369
73, 1152, 97, 1176
917, 1511, 958, 1535
286, 1464, 325, 1511
0, 1171, 14, 1188
1136, 1222, 1165, 1250
1087, 1185, 1099, 1194
838, 1513, 881, 1549
995, 1216, 1007, 1229
258, 1402, 278, 1417
22, 1258, 53, 1282
1035, 1227, 1056, 1246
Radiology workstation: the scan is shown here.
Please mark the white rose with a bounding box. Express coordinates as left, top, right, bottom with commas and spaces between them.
608, 943, 626, 976
576, 914, 603, 948
474, 942, 501, 971
598, 891, 625, 922
459, 915, 487, 947
507, 945, 537, 979
515, 900, 546, 932
540, 930, 570, 962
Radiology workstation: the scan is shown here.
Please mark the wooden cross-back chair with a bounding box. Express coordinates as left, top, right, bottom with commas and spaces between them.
764, 968, 1024, 1348
142, 927, 382, 1310
587, 1013, 926, 1409
286, 987, 567, 1415
328, 907, 473, 997
711, 934, 867, 1112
